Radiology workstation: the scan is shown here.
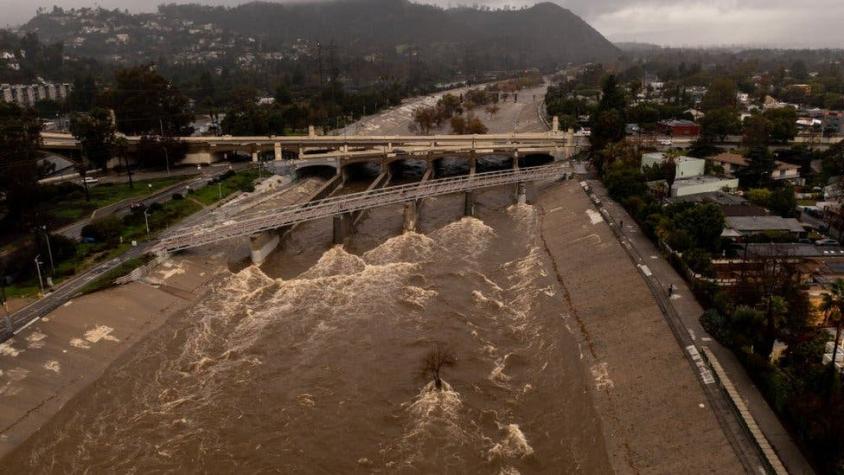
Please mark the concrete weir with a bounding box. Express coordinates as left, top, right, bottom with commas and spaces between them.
250, 231, 280, 265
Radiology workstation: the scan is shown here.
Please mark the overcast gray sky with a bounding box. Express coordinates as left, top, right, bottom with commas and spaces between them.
2, 0, 842, 47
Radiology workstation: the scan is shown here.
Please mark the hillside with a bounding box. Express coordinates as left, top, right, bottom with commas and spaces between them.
19, 1, 620, 72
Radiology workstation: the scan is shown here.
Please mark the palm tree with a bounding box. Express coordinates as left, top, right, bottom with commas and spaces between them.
823, 280, 844, 368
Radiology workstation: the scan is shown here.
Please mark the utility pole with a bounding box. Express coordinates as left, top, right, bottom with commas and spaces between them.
159, 118, 171, 175
41, 226, 54, 275
34, 255, 45, 294
143, 209, 151, 239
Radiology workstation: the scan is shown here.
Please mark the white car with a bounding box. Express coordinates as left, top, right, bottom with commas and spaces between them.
81, 176, 99, 184
658, 138, 673, 146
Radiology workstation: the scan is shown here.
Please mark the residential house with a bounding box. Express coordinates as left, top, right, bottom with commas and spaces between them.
657, 119, 701, 137
722, 216, 807, 239
671, 176, 739, 197
706, 152, 801, 183
641, 153, 705, 179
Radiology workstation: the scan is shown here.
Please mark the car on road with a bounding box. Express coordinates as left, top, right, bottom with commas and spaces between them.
658, 138, 673, 146
81, 176, 99, 184
816, 238, 840, 246
129, 202, 146, 212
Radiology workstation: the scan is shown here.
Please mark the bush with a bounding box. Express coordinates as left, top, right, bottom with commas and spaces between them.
171, 193, 184, 200
81, 216, 122, 244
701, 309, 733, 346
666, 229, 693, 252
684, 248, 714, 277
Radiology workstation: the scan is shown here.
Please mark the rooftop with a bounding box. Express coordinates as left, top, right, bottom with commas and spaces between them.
724, 216, 807, 234
744, 243, 844, 258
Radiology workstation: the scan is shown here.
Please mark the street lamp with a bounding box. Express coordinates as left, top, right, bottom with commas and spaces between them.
41, 225, 55, 275
143, 209, 151, 239
1, 280, 11, 335
34, 255, 45, 294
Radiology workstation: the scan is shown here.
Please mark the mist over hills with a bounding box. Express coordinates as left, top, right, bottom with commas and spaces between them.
19, 0, 620, 71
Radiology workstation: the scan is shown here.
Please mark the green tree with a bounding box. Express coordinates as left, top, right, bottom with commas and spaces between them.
822, 280, 844, 374
764, 107, 798, 143
0, 103, 44, 225
70, 108, 116, 171
743, 114, 772, 148
738, 146, 776, 188
110, 65, 194, 136
699, 107, 741, 141
701, 78, 738, 111
590, 75, 627, 153
768, 185, 798, 218
672, 203, 725, 251
67, 74, 98, 112
604, 162, 647, 201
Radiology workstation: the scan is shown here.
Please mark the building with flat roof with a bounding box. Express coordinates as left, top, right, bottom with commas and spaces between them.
657, 119, 701, 137
0, 82, 72, 107
723, 216, 807, 238
671, 175, 739, 197
641, 152, 705, 179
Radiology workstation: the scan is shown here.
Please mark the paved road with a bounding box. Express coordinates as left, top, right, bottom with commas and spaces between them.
585, 173, 815, 475
56, 164, 247, 240
1, 165, 252, 340
2, 243, 149, 338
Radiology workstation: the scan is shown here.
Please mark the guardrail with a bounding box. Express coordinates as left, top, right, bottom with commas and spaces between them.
155, 163, 570, 253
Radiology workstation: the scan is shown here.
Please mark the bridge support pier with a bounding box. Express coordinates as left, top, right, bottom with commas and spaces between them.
333, 213, 352, 245
252, 150, 259, 163
274, 143, 282, 161
403, 202, 418, 232
250, 231, 280, 265
512, 151, 520, 170
468, 151, 477, 176
464, 191, 475, 217
516, 182, 527, 205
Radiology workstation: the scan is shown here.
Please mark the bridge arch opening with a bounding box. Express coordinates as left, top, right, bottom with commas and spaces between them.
389, 158, 429, 182
519, 153, 555, 168
476, 154, 515, 173
342, 162, 382, 181
434, 156, 470, 177
295, 164, 338, 180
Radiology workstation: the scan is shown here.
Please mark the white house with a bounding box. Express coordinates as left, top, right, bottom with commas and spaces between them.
641, 152, 705, 179
671, 176, 740, 197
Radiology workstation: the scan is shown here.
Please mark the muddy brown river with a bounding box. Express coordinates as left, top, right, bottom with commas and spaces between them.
4, 160, 611, 473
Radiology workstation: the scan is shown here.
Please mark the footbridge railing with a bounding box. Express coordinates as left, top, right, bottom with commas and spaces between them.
153, 163, 569, 253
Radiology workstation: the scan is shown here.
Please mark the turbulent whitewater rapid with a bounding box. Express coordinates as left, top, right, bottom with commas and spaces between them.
6, 177, 610, 473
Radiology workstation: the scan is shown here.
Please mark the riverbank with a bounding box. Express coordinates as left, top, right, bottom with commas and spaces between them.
537, 180, 746, 472
0, 254, 224, 459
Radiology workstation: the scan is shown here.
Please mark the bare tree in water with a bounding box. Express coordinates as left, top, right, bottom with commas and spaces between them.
420, 344, 456, 390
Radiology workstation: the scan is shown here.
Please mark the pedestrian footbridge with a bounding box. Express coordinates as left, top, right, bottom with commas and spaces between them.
152, 163, 570, 255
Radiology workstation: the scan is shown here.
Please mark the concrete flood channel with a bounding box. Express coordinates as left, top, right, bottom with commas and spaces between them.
0, 155, 748, 473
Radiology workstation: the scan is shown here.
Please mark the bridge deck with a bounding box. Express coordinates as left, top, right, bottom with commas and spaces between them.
154, 163, 569, 253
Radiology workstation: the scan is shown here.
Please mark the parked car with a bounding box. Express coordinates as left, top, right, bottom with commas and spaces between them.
816, 238, 840, 246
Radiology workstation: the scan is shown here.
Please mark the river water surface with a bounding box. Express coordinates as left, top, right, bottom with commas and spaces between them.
6, 161, 611, 473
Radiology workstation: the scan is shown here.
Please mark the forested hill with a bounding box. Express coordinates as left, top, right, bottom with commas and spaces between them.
19, 0, 620, 71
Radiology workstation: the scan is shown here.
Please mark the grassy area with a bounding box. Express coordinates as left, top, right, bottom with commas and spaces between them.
76, 255, 153, 296
6, 170, 258, 299
42, 176, 189, 224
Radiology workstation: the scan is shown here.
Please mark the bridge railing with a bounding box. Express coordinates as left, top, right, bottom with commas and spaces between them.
154, 163, 569, 252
